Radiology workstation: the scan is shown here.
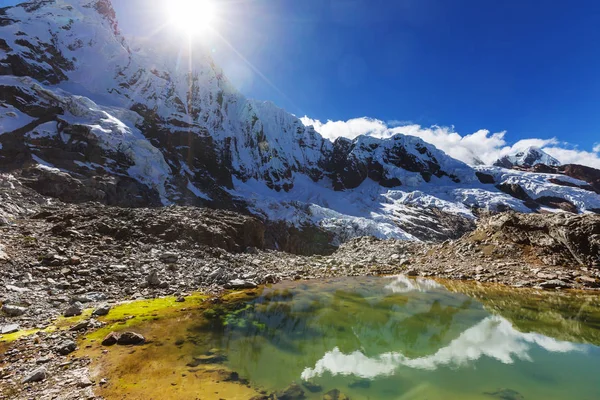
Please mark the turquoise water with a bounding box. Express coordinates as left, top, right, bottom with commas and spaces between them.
196, 276, 600, 399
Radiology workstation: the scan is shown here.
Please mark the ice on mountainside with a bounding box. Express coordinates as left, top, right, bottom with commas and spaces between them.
494, 146, 561, 169
0, 0, 598, 244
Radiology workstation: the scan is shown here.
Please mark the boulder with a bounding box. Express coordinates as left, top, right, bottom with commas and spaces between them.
92, 303, 111, 316
101, 332, 119, 346
1, 304, 27, 317
22, 367, 47, 383
55, 340, 77, 355
63, 302, 83, 317
116, 331, 145, 345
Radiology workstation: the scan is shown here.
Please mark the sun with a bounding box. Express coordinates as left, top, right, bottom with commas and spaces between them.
167, 0, 218, 35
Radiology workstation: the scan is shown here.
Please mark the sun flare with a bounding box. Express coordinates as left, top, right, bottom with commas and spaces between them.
167, 0, 218, 35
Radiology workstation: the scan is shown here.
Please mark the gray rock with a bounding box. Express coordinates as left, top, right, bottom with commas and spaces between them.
78, 376, 94, 388
56, 340, 77, 355
69, 320, 90, 331
22, 367, 47, 383
224, 279, 257, 289
1, 324, 20, 334
71, 292, 107, 303
63, 302, 83, 317
539, 279, 570, 289
323, 388, 350, 400
146, 269, 162, 286
1, 304, 27, 317
101, 332, 119, 346
159, 252, 179, 263
93, 303, 111, 316
5, 284, 29, 293
116, 331, 145, 345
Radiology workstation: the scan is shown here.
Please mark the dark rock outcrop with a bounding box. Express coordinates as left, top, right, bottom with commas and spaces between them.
483, 212, 600, 268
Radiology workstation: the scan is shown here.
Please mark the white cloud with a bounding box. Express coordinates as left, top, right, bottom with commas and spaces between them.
301, 315, 583, 380
301, 117, 600, 169
300, 116, 388, 140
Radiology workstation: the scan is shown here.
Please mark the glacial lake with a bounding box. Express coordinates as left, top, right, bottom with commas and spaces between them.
87, 276, 600, 400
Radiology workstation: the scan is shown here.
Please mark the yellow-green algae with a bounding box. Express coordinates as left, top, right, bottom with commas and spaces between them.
5, 277, 600, 400
75, 290, 267, 400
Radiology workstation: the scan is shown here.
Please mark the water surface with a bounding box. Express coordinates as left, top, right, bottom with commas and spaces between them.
201, 276, 600, 399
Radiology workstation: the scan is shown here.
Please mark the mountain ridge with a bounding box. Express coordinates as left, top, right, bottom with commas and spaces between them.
1, 0, 599, 245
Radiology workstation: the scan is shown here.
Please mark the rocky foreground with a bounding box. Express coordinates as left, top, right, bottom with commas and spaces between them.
1, 176, 599, 399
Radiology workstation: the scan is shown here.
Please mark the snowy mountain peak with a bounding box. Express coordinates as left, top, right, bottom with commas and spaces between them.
1, 1, 599, 246
494, 147, 561, 169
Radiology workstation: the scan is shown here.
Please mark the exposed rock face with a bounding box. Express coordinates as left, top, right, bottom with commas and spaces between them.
324, 135, 463, 190
559, 164, 600, 194
38, 203, 267, 253
480, 212, 600, 268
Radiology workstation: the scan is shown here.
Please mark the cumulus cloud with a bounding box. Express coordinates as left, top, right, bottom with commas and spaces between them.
300, 117, 600, 169
301, 315, 583, 380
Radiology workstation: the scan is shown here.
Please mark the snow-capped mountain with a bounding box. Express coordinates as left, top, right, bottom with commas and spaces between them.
1, 0, 599, 245
494, 147, 561, 169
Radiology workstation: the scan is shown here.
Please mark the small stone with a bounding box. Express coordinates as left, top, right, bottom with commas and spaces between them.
116, 331, 145, 345
579, 275, 597, 284
63, 302, 83, 317
146, 269, 162, 287
186, 353, 227, 367
72, 292, 106, 303
224, 279, 257, 289
2, 304, 27, 317
5, 284, 29, 293
275, 382, 305, 400
102, 332, 119, 346
22, 367, 47, 383
406, 269, 419, 277
175, 296, 185, 303
78, 376, 93, 388
323, 389, 350, 400
56, 340, 77, 355
539, 279, 569, 289
1, 324, 20, 334
159, 252, 179, 263
302, 380, 323, 393
92, 304, 111, 316
483, 388, 524, 400
70, 320, 90, 331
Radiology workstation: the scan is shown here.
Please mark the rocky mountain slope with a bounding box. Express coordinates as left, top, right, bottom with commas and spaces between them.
1, 0, 599, 246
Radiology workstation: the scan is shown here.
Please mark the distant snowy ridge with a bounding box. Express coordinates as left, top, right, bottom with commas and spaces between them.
494, 146, 561, 169
1, 0, 599, 245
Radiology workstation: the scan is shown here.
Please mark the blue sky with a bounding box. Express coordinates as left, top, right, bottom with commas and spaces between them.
2, 0, 600, 165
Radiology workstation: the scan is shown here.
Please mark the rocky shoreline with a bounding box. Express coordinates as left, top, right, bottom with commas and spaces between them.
1, 187, 599, 399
